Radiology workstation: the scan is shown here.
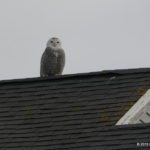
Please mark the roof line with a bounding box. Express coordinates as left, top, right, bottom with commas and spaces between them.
0, 67, 150, 84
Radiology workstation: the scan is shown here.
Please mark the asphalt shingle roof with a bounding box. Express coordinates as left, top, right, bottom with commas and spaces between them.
0, 68, 150, 149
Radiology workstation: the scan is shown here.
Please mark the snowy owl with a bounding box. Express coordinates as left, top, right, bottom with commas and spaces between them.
40, 37, 65, 77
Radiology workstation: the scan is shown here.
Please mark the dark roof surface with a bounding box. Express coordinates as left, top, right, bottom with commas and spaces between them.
0, 68, 150, 149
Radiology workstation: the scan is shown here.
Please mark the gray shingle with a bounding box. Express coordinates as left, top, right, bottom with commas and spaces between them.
0, 68, 150, 149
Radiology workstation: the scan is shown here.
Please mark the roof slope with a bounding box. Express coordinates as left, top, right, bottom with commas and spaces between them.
0, 68, 150, 149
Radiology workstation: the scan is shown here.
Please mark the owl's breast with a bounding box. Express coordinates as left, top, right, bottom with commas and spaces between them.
53, 51, 59, 57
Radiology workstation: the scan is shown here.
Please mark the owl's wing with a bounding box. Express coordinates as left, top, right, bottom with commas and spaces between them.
56, 49, 65, 74
40, 51, 46, 77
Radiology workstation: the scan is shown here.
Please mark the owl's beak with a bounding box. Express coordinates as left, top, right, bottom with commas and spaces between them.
53, 43, 57, 47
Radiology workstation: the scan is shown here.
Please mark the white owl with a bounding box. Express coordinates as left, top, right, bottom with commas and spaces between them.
40, 37, 65, 77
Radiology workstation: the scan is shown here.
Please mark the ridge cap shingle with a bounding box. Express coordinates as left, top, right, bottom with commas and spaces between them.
0, 67, 150, 85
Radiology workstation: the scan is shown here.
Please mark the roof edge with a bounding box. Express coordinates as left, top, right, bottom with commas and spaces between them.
0, 67, 150, 84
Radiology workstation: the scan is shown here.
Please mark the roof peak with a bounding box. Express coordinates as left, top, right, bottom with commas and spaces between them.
1, 67, 150, 84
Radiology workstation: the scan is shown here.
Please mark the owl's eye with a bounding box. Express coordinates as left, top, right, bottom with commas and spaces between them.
57, 41, 60, 44
51, 41, 53, 43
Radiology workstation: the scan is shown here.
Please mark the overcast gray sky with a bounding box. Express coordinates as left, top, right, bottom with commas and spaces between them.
0, 0, 150, 80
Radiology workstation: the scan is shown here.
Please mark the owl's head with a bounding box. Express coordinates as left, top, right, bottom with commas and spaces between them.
46, 37, 62, 49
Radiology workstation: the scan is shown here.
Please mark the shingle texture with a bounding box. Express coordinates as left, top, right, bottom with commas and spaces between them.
0, 68, 150, 149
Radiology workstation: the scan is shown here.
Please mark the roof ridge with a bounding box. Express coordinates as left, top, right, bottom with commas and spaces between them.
0, 67, 150, 84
